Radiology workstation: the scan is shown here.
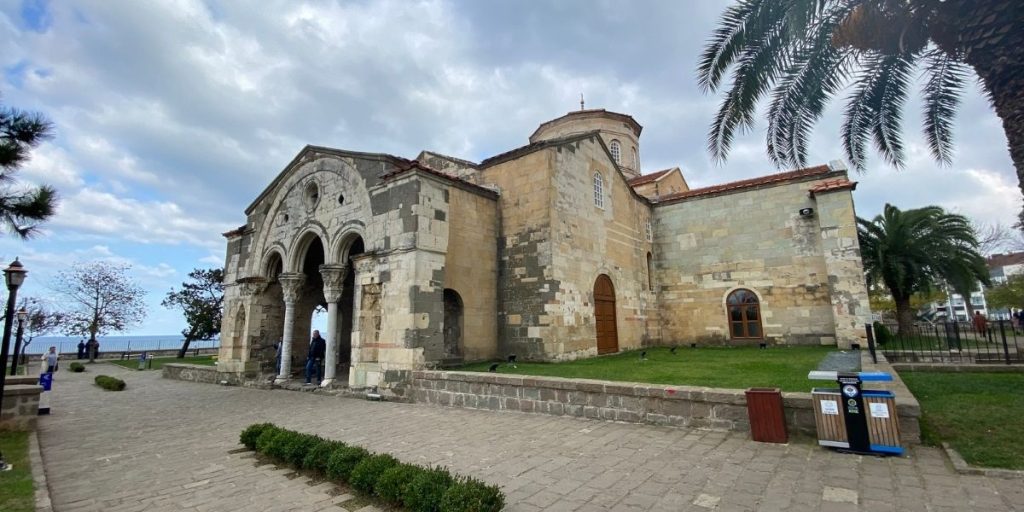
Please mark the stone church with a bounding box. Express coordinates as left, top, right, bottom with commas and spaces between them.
217, 109, 871, 390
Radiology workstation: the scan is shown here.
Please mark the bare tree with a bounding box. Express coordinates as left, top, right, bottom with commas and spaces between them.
15, 297, 64, 366
53, 262, 146, 362
971, 221, 1014, 256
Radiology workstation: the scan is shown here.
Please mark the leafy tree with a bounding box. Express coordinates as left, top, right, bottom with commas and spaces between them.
698, 1, 1024, 223
162, 268, 224, 359
53, 262, 146, 361
15, 297, 64, 365
0, 99, 58, 237
858, 204, 984, 333
986, 274, 1024, 311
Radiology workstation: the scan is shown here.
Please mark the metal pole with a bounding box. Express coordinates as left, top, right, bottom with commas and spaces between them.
0, 285, 20, 413
9, 316, 24, 376
1000, 319, 1012, 365
865, 323, 878, 364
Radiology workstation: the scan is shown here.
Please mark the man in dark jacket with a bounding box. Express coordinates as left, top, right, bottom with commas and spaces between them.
304, 330, 326, 385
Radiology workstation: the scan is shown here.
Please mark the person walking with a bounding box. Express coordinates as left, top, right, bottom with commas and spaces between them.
973, 311, 989, 337
76, 339, 86, 360
42, 346, 59, 373
304, 330, 326, 385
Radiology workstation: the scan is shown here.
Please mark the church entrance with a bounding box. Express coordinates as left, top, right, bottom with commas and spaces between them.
594, 274, 618, 354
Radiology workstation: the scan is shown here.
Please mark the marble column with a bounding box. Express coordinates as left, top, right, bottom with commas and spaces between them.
275, 273, 306, 383
319, 264, 347, 387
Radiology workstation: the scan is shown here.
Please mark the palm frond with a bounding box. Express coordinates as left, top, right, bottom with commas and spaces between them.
697, 0, 767, 93
921, 52, 968, 165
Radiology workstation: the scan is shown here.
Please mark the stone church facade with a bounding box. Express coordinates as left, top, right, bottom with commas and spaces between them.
217, 109, 871, 390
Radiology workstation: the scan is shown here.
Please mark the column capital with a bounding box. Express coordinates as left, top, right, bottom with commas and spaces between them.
237, 276, 268, 298
351, 253, 376, 276
278, 273, 307, 304
319, 264, 348, 303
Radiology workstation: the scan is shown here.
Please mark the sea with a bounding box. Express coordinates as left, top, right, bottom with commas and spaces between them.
23, 335, 219, 355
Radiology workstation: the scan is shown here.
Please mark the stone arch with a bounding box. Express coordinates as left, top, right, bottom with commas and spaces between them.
261, 248, 285, 280
288, 224, 329, 273
331, 225, 367, 265
443, 289, 464, 360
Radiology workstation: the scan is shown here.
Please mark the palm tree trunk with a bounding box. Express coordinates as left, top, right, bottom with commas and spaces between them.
930, 1, 1024, 224
894, 296, 915, 335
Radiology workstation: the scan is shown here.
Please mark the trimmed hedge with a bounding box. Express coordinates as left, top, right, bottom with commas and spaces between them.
94, 375, 126, 391
69, 362, 86, 373
873, 321, 892, 345
240, 423, 503, 512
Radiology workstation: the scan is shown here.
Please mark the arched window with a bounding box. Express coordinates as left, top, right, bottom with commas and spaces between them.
593, 172, 604, 209
632, 147, 639, 169
609, 140, 621, 164
727, 289, 762, 339
646, 252, 654, 291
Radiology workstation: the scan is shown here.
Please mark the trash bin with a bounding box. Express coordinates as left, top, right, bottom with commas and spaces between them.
745, 387, 788, 443
808, 371, 903, 455
137, 352, 147, 370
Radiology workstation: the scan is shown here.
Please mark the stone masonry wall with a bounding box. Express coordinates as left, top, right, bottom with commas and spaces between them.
444, 186, 499, 362
653, 174, 847, 346
0, 383, 42, 430
410, 369, 921, 444
547, 136, 657, 359
479, 150, 555, 360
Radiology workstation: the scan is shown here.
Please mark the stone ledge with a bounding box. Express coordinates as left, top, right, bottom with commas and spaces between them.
413, 368, 921, 444
2, 384, 43, 396
942, 443, 1024, 479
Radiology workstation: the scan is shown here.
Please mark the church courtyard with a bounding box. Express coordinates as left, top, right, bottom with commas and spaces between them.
32, 366, 1024, 512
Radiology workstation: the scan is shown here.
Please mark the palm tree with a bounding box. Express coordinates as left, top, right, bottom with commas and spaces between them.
0, 99, 58, 238
698, 1, 1024, 223
857, 204, 984, 333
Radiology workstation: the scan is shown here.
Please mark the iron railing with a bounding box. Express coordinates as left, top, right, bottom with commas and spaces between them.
870, 319, 1021, 365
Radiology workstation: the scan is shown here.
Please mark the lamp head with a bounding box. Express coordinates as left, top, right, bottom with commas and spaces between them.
3, 258, 26, 289
17, 307, 27, 323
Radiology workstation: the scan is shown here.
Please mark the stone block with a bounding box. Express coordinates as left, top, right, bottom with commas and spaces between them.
583, 406, 601, 419
713, 404, 748, 421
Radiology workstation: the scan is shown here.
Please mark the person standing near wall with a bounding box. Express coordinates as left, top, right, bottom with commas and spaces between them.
42, 346, 59, 373
304, 330, 326, 385
76, 339, 85, 360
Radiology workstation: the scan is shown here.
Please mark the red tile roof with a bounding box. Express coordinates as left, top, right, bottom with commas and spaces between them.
627, 168, 672, 186
809, 178, 857, 195
656, 165, 833, 204
988, 252, 1024, 269
380, 159, 498, 198
222, 225, 247, 238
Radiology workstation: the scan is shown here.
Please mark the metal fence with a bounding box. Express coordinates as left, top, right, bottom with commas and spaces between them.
23, 338, 220, 356
869, 319, 1022, 364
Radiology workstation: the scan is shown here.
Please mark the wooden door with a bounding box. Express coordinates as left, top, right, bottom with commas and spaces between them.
594, 274, 619, 354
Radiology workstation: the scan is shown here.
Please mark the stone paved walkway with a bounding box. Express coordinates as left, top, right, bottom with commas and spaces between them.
36, 366, 1024, 511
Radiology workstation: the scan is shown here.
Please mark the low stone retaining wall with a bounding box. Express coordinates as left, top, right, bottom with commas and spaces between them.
162, 363, 242, 385
1, 380, 42, 430
411, 355, 922, 444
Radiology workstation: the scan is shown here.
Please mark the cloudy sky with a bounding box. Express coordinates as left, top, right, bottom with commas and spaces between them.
0, 0, 1018, 336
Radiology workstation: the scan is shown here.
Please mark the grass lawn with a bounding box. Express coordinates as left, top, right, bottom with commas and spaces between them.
901, 371, 1024, 470
0, 430, 34, 512
108, 355, 217, 371
455, 346, 835, 392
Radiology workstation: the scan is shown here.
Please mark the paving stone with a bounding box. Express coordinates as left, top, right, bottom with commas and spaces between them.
34, 369, 1024, 512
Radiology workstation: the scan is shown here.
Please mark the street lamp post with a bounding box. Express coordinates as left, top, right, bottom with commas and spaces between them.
9, 307, 27, 376
0, 258, 27, 416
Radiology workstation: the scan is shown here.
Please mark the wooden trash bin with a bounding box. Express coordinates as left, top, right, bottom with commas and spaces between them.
745, 387, 788, 443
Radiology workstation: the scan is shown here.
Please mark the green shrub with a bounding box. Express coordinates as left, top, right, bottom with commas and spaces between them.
873, 321, 892, 345
350, 453, 399, 494
440, 477, 504, 512
94, 375, 126, 391
69, 362, 86, 373
254, 426, 283, 455
281, 433, 321, 468
240, 423, 275, 450
404, 466, 454, 512
325, 445, 370, 482
303, 439, 344, 473
375, 463, 421, 504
